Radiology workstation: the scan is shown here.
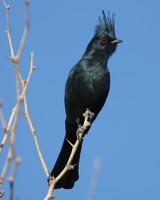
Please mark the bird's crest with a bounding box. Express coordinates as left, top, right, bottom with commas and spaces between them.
95, 10, 116, 38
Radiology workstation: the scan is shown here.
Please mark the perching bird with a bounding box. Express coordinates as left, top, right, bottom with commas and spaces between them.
50, 11, 122, 189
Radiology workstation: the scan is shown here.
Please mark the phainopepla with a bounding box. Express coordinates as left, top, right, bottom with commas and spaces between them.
50, 11, 122, 189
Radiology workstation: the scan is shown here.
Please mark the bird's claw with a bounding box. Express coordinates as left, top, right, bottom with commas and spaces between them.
76, 126, 84, 141
83, 108, 95, 122
76, 109, 95, 140
76, 118, 80, 126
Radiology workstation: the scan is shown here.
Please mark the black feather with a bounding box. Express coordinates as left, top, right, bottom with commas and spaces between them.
95, 10, 116, 38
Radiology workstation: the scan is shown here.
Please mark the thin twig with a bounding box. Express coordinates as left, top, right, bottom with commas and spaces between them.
0, 149, 12, 186
16, 0, 30, 61
1, 54, 34, 198
0, 135, 7, 151
2, 0, 9, 9
8, 157, 21, 200
8, 179, 13, 200
0, 110, 8, 152
0, 101, 20, 154
23, 53, 49, 177
24, 94, 49, 177
0, 105, 21, 198
0, 52, 34, 182
0, 0, 32, 198
2, 0, 15, 59
44, 109, 94, 200
20, 52, 35, 97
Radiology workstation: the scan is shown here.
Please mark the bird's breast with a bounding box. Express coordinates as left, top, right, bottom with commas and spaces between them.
65, 64, 110, 120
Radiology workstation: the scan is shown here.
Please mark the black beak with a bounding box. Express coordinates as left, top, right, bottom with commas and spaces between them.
110, 39, 123, 44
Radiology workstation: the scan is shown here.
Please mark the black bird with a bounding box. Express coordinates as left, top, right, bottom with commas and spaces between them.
50, 11, 122, 189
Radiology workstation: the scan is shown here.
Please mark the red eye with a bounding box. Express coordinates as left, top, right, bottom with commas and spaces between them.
100, 37, 108, 44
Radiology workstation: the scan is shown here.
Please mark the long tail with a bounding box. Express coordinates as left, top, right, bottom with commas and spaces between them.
50, 119, 83, 189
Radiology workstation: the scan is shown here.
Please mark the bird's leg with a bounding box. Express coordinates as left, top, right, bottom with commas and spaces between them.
76, 108, 95, 141
76, 118, 80, 128
76, 118, 82, 141
65, 118, 81, 146
76, 127, 82, 141
83, 108, 95, 127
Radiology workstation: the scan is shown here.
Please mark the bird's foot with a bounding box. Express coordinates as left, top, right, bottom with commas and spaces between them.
76, 108, 95, 141
76, 118, 80, 127
76, 125, 84, 141
83, 108, 95, 126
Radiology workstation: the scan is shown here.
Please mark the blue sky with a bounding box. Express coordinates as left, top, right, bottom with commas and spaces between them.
1, 0, 160, 200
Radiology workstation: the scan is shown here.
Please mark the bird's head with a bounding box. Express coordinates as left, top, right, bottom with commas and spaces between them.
93, 11, 122, 56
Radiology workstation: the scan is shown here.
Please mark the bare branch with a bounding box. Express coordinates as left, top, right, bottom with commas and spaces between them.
2, 0, 9, 9
0, 149, 12, 187
0, 102, 20, 154
8, 157, 21, 200
2, 0, 15, 58
24, 100, 49, 177
23, 53, 49, 177
0, 0, 32, 198
16, 0, 30, 61
44, 109, 94, 200
21, 52, 35, 97
0, 110, 8, 152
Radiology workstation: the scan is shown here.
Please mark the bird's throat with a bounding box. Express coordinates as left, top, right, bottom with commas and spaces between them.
82, 47, 109, 67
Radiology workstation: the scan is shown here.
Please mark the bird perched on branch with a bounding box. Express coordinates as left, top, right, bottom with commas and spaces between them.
50, 11, 122, 189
